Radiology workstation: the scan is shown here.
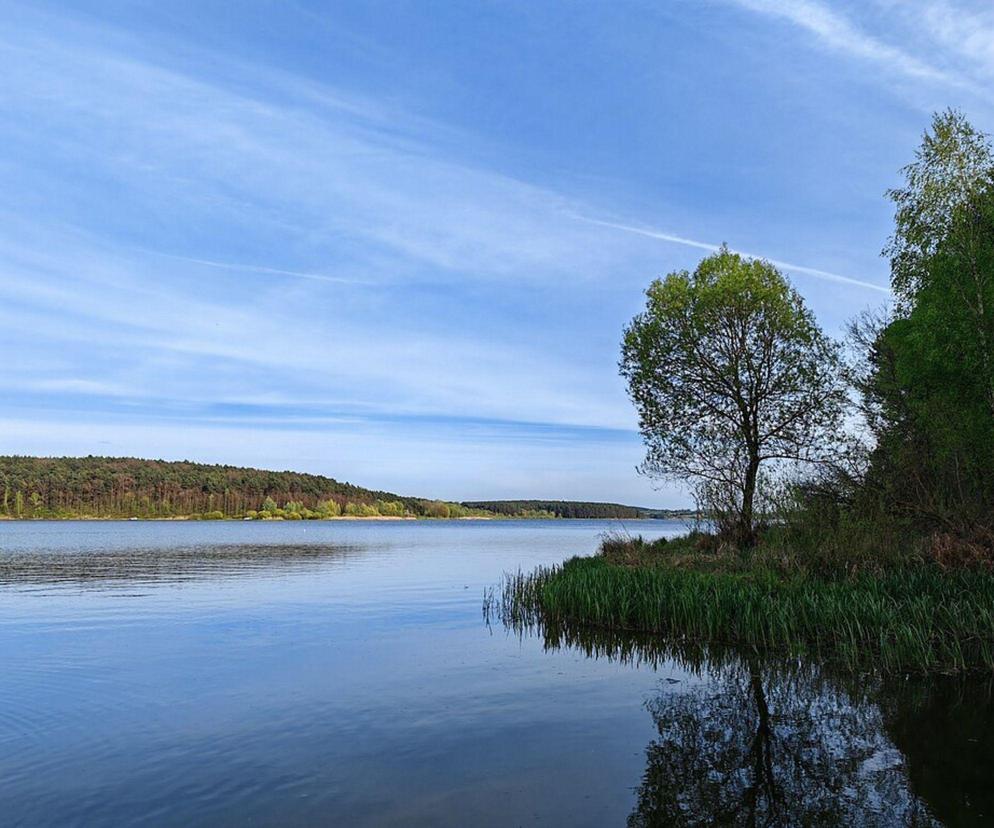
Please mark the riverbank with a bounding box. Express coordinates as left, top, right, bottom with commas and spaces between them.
495, 535, 994, 674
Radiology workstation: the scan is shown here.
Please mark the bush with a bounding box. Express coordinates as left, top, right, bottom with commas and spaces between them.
345, 502, 380, 517
375, 500, 406, 517
424, 501, 451, 518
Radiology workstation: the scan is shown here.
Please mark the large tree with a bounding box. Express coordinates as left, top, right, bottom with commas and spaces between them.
620, 248, 845, 545
857, 111, 994, 532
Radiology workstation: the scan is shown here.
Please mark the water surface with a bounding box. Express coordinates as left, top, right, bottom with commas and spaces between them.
0, 520, 990, 826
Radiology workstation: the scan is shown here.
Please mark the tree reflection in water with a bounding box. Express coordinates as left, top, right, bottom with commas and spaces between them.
629, 658, 935, 826
531, 622, 991, 827
878, 675, 994, 827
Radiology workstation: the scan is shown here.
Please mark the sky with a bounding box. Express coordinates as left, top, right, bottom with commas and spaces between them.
2, 0, 993, 506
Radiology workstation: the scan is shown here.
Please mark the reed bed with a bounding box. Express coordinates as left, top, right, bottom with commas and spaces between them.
496, 555, 994, 674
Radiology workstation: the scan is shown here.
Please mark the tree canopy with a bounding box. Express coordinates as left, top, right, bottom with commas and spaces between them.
885, 109, 994, 308
621, 248, 845, 544
856, 111, 994, 534
0, 455, 449, 519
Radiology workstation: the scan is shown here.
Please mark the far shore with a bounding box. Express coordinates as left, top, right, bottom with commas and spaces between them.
0, 514, 690, 522
0, 514, 423, 522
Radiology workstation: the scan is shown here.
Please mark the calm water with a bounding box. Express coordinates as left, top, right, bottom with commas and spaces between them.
0, 520, 991, 827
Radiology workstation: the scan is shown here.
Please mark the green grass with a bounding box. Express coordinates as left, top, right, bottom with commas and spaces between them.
494, 551, 994, 674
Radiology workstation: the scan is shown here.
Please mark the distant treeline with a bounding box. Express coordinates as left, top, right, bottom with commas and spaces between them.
0, 456, 675, 521
461, 500, 686, 519
0, 456, 484, 520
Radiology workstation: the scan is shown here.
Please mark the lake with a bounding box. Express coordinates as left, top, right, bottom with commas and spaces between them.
0, 520, 990, 826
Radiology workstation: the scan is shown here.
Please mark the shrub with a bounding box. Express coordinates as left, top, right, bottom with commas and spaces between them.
376, 500, 406, 517
345, 502, 380, 517
425, 501, 451, 518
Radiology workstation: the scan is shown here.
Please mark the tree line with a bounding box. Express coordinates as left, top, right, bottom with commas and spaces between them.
0, 456, 659, 521
0, 455, 475, 520
462, 500, 669, 519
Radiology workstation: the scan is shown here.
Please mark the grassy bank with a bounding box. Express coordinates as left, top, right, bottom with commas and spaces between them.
495, 536, 994, 674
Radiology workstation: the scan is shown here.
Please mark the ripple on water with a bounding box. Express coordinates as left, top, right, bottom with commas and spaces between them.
0, 543, 366, 592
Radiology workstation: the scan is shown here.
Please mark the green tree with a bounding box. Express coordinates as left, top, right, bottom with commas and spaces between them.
344, 501, 380, 517
621, 248, 845, 545
375, 500, 406, 517
425, 501, 451, 519
885, 109, 994, 308
856, 112, 994, 531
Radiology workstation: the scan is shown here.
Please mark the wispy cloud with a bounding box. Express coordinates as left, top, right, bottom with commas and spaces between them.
727, 0, 954, 84
137, 250, 369, 286
0, 25, 625, 286
919, 1, 994, 80
577, 216, 891, 294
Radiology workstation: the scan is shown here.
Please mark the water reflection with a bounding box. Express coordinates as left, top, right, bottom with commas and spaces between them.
879, 675, 994, 826
0, 543, 362, 589
630, 659, 936, 826
513, 621, 992, 826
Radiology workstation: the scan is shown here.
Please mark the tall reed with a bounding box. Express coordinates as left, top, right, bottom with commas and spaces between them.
496, 556, 994, 674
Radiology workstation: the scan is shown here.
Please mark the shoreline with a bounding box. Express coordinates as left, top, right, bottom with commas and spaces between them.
495, 536, 994, 675
0, 514, 687, 522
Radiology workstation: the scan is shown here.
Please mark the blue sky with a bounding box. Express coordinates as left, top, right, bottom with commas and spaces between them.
2, 1, 993, 506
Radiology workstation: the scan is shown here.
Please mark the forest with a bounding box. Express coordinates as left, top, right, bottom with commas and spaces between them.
0, 456, 659, 521
0, 455, 472, 520
462, 500, 689, 519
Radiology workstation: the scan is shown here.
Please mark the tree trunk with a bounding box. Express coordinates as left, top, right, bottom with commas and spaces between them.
738, 451, 761, 547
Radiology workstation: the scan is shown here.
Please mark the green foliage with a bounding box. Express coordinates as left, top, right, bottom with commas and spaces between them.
0, 456, 668, 522
462, 500, 653, 519
854, 111, 994, 534
885, 109, 994, 307
315, 499, 342, 517
621, 247, 846, 545
345, 501, 380, 517
423, 501, 450, 518
499, 554, 994, 674
0, 456, 424, 520
375, 500, 406, 517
